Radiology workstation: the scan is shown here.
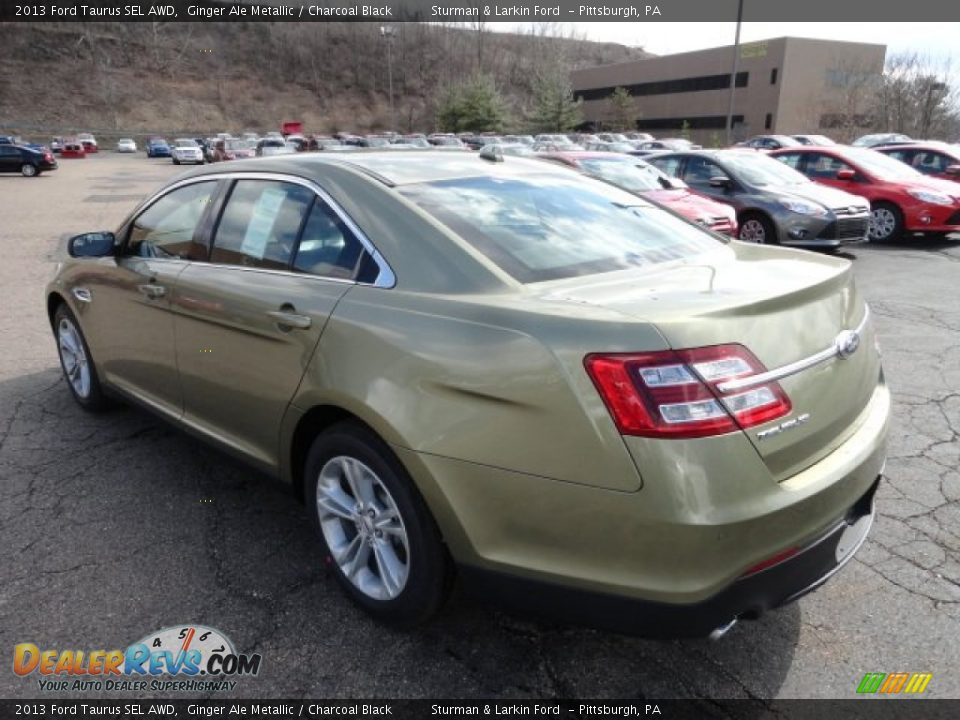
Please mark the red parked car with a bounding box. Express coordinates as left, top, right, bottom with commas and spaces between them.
873, 143, 960, 186
770, 145, 960, 242
60, 140, 86, 159
538, 151, 738, 236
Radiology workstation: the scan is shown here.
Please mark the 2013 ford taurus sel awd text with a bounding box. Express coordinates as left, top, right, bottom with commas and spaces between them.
47, 152, 889, 637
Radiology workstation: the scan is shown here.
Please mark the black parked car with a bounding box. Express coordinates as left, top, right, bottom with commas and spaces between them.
0, 144, 58, 177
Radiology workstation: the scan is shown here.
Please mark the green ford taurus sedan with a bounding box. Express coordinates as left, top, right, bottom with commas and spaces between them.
47, 152, 889, 638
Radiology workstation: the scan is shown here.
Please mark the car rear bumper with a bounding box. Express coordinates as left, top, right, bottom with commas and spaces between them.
460, 474, 879, 638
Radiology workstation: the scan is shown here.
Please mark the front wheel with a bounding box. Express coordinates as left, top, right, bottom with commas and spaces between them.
21, 163, 38, 177
53, 304, 110, 412
305, 422, 451, 627
739, 212, 778, 245
868, 202, 904, 243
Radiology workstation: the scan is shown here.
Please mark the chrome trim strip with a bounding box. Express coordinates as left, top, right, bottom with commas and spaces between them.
128, 171, 396, 289
717, 306, 870, 393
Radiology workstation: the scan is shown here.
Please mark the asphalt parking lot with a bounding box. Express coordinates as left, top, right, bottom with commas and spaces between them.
1, 153, 958, 701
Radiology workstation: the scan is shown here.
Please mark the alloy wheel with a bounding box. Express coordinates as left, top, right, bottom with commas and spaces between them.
57, 317, 91, 398
869, 208, 896, 241
740, 218, 767, 243
315, 455, 410, 601
21, 164, 37, 177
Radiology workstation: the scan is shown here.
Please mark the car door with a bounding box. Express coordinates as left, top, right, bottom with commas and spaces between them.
172, 177, 361, 469
0, 145, 21, 172
76, 179, 220, 417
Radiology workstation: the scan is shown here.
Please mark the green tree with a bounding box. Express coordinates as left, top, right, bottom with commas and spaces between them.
434, 74, 507, 133
528, 65, 582, 132
435, 85, 466, 133
608, 87, 638, 131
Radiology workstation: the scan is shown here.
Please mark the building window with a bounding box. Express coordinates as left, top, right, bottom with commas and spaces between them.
634, 115, 745, 131
770, 68, 778, 85
765, 113, 773, 130
575, 72, 749, 102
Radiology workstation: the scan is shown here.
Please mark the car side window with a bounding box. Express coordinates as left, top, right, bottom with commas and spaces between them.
913, 151, 949, 173
682, 157, 725, 187
775, 153, 804, 170
806, 153, 854, 180
292, 200, 366, 280
885, 149, 912, 164
0, 146, 19, 156
649, 156, 681, 177
127, 181, 217, 260
210, 180, 313, 270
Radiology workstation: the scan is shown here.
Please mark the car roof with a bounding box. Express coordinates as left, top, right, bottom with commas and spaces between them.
538, 151, 628, 161
179, 150, 565, 187
875, 142, 960, 155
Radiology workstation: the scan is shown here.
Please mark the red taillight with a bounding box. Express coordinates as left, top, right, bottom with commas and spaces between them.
740, 546, 801, 577
584, 344, 792, 439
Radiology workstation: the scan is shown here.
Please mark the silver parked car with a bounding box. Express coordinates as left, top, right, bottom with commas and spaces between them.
648, 149, 872, 249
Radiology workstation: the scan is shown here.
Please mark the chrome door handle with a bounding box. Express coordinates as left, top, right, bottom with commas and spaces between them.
137, 284, 166, 299
267, 311, 311, 330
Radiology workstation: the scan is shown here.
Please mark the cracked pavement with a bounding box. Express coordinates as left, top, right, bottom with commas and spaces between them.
1, 155, 958, 700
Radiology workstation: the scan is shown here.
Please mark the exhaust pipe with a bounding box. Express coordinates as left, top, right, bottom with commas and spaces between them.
708, 617, 738, 641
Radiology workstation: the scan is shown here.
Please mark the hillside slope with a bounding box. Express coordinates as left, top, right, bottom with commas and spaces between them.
0, 22, 651, 138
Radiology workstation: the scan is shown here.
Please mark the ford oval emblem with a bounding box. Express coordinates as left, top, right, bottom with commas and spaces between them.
835, 330, 861, 359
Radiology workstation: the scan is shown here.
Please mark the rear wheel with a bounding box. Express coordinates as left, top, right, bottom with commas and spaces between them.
868, 202, 903, 243
739, 213, 778, 245
305, 422, 451, 627
53, 303, 110, 412
21, 163, 37, 177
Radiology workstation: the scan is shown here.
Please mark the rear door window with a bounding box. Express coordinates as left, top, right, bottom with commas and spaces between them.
210, 180, 313, 270
292, 201, 366, 280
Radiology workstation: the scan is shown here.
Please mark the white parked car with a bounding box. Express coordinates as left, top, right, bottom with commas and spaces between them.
255, 138, 296, 157
116, 138, 137, 153
171, 138, 205, 165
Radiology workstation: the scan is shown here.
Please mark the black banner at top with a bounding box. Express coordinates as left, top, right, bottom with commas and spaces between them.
1, 0, 959, 23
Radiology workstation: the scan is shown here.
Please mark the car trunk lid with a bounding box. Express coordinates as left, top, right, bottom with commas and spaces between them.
540, 244, 881, 481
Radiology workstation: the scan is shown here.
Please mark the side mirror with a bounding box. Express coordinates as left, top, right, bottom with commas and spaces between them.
68, 231, 116, 258
836, 169, 856, 180
945, 164, 960, 176
708, 175, 732, 189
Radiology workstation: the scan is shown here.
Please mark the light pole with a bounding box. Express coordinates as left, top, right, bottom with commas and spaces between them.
380, 25, 396, 131
725, 0, 744, 145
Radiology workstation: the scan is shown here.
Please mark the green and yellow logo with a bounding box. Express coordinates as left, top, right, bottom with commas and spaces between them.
857, 672, 932, 695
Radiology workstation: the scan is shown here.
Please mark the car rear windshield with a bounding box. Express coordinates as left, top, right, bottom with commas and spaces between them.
399, 175, 725, 283
579, 158, 671, 192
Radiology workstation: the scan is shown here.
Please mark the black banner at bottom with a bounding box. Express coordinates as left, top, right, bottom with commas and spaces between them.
0, 700, 958, 720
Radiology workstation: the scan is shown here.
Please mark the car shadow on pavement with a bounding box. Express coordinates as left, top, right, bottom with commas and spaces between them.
0, 368, 799, 701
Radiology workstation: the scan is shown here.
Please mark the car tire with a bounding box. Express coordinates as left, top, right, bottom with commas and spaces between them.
53, 303, 111, 412
738, 212, 778, 245
21, 163, 38, 177
868, 202, 903, 243
305, 421, 452, 627
173, 158, 180, 165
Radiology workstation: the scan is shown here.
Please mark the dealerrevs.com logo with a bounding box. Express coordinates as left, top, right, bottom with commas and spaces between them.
13, 625, 262, 693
